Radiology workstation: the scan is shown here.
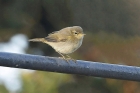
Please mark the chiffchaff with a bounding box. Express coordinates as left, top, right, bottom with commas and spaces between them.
29, 26, 85, 62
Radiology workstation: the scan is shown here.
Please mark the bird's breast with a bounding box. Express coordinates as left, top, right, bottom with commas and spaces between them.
47, 38, 83, 54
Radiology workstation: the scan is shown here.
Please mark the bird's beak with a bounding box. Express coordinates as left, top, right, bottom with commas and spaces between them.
80, 33, 86, 36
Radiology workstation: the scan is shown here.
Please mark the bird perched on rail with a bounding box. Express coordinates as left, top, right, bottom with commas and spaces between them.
29, 26, 85, 62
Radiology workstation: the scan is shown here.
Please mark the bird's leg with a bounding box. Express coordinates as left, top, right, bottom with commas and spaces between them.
56, 51, 69, 63
57, 51, 65, 59
66, 55, 77, 63
66, 55, 72, 59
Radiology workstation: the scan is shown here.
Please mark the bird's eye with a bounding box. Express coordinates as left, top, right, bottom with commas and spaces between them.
74, 32, 78, 35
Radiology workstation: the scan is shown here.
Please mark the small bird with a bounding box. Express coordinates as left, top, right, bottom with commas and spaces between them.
29, 26, 85, 62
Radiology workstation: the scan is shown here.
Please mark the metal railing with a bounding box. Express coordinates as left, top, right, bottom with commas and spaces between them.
0, 52, 140, 81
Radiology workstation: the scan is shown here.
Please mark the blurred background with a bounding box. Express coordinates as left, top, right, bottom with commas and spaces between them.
0, 0, 140, 93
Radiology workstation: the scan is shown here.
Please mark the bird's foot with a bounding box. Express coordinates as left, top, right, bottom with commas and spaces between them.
58, 57, 70, 63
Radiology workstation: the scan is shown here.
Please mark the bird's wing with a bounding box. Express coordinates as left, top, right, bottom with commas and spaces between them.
45, 31, 68, 42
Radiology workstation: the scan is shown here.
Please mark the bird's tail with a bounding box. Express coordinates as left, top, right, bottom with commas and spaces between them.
29, 38, 46, 43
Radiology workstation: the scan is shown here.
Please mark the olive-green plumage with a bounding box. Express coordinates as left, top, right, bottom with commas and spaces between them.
29, 26, 85, 62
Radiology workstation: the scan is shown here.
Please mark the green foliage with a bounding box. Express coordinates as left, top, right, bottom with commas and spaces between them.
58, 76, 122, 93
0, 84, 9, 93
20, 71, 72, 93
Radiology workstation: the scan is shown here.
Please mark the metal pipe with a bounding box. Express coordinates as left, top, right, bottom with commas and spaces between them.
0, 52, 140, 81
